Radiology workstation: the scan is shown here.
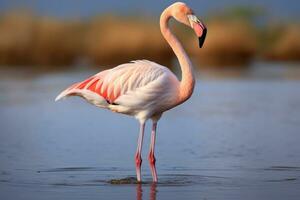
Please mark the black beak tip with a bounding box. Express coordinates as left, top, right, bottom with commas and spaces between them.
198, 28, 207, 48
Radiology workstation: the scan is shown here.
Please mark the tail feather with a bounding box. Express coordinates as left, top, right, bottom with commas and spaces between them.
55, 81, 80, 101
55, 89, 72, 101
55, 87, 109, 108
55, 71, 110, 108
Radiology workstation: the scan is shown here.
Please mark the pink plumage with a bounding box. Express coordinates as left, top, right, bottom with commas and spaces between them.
56, 60, 179, 120
55, 2, 207, 183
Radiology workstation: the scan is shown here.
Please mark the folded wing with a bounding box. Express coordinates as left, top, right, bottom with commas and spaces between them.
55, 60, 177, 110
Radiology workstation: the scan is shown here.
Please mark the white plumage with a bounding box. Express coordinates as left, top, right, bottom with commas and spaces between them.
56, 60, 179, 122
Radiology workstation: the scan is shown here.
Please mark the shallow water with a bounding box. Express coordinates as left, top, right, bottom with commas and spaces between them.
0, 63, 300, 200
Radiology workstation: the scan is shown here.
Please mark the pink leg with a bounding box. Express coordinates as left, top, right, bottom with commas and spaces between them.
148, 122, 158, 182
135, 122, 145, 182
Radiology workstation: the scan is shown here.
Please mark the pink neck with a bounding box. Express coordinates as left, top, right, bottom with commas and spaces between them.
160, 7, 195, 103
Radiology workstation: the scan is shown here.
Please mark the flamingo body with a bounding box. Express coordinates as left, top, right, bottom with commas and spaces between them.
56, 60, 179, 121
55, 2, 207, 182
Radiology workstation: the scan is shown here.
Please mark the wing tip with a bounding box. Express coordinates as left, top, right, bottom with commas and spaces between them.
55, 94, 63, 102
55, 96, 61, 102
55, 91, 68, 102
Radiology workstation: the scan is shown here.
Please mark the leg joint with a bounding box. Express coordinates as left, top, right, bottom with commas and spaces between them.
135, 155, 142, 166
148, 154, 156, 164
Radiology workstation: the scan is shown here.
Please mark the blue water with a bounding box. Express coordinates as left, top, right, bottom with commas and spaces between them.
0, 63, 300, 200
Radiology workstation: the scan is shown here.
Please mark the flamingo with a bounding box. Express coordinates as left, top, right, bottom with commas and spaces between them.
55, 2, 207, 182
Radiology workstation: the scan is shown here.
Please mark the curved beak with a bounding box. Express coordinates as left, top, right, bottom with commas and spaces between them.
198, 26, 207, 48
188, 15, 207, 48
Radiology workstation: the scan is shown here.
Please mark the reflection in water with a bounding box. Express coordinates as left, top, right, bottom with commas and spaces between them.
150, 183, 157, 200
136, 183, 142, 200
136, 183, 157, 200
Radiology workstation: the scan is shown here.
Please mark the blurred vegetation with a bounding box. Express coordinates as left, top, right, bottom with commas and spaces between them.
84, 15, 172, 67
0, 7, 299, 70
262, 23, 300, 61
189, 20, 258, 66
210, 6, 265, 22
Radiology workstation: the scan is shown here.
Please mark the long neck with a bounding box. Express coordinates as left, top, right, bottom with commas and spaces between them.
160, 8, 195, 103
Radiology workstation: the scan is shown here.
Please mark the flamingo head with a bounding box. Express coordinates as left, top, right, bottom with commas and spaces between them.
171, 2, 207, 48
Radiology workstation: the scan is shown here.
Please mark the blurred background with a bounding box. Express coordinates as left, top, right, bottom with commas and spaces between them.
0, 0, 299, 70
1, 1, 300, 200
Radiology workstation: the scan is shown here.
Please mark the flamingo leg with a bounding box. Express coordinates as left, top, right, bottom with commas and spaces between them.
148, 122, 158, 182
135, 122, 145, 182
